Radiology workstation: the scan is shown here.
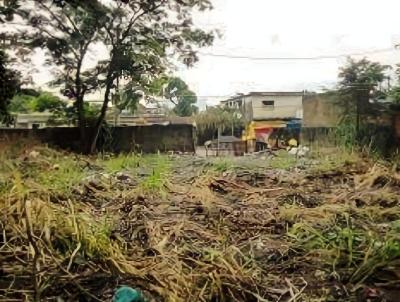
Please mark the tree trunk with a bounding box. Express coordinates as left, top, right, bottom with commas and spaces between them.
89, 83, 112, 154
76, 94, 87, 153
75, 56, 87, 153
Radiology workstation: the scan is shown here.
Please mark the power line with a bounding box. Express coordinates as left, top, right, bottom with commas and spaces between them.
198, 47, 396, 61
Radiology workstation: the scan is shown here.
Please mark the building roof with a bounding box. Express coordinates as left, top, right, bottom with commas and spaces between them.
111, 115, 195, 127
15, 112, 55, 123
221, 91, 305, 103
168, 116, 195, 125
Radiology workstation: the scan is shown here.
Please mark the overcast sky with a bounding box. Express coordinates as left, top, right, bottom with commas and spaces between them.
177, 0, 400, 108
26, 0, 400, 108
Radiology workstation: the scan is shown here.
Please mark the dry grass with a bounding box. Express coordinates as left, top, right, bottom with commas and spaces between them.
1, 142, 400, 301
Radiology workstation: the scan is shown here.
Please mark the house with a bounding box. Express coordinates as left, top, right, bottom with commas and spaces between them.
106, 103, 168, 126
221, 92, 304, 150
221, 91, 304, 122
12, 112, 67, 129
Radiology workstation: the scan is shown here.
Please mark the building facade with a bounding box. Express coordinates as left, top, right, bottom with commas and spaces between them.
12, 113, 66, 129
221, 92, 304, 122
221, 92, 304, 150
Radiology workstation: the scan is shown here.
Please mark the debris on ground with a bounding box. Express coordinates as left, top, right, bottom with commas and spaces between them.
1, 142, 400, 301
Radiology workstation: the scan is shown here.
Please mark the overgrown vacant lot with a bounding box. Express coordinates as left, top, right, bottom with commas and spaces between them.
1, 141, 400, 301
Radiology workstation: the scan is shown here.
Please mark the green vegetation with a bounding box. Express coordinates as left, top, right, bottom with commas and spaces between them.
308, 147, 359, 172
100, 153, 171, 195
1, 142, 400, 301
8, 91, 70, 124
101, 153, 140, 174
389, 64, 400, 104
165, 77, 198, 117
2, 0, 214, 153
0, 49, 20, 124
195, 106, 245, 144
139, 155, 170, 195
210, 158, 234, 172
0, 144, 84, 194
34, 156, 85, 193
288, 212, 400, 284
205, 148, 357, 173
8, 93, 37, 113
332, 58, 394, 156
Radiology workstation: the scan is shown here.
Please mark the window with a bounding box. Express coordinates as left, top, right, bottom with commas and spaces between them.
262, 100, 275, 109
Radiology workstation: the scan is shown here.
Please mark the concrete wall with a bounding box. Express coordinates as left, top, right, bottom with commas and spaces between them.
245, 94, 303, 121
0, 125, 195, 153
109, 125, 195, 153
303, 94, 343, 128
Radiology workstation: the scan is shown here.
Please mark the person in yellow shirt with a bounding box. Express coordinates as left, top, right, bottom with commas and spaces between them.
288, 138, 298, 148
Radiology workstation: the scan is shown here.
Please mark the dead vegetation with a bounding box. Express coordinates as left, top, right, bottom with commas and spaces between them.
1, 141, 400, 301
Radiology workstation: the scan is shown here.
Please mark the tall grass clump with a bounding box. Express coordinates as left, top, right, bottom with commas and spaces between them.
288, 212, 400, 284
335, 118, 395, 158
139, 155, 170, 195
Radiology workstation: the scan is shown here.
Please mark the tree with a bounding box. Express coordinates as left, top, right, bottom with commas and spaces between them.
83, 0, 214, 152
33, 92, 66, 113
195, 106, 244, 144
9, 92, 66, 114
3, 0, 105, 151
389, 65, 400, 104
8, 94, 36, 113
337, 58, 390, 133
3, 0, 214, 153
0, 49, 20, 124
165, 77, 198, 116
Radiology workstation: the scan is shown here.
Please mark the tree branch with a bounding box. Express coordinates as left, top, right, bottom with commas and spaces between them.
36, 1, 73, 35
169, 96, 178, 106
119, 0, 167, 44
64, 13, 81, 36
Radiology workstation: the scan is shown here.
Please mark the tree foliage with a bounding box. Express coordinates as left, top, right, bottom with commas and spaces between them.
335, 58, 392, 152
34, 93, 67, 113
0, 50, 20, 124
2, 0, 105, 148
84, 0, 214, 152
338, 58, 389, 117
2, 0, 214, 152
165, 77, 198, 116
9, 92, 65, 113
8, 94, 36, 113
195, 106, 244, 143
389, 65, 400, 104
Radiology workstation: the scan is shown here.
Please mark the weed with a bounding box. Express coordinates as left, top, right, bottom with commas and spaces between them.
101, 153, 140, 173
288, 212, 400, 284
309, 147, 359, 173
268, 152, 298, 170
139, 155, 170, 195
211, 158, 235, 172
35, 157, 85, 193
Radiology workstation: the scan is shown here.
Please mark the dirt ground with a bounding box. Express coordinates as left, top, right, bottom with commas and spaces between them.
1, 142, 400, 301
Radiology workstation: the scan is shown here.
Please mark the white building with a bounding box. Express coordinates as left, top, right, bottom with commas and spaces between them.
221, 92, 304, 122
